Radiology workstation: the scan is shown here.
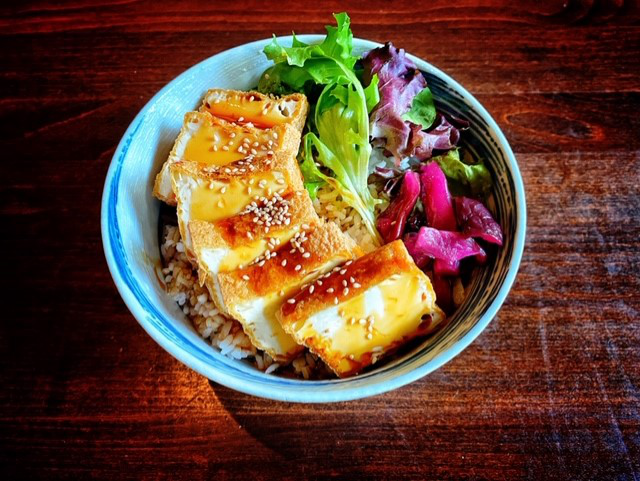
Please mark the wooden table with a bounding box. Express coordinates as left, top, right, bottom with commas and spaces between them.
2, 1, 638, 479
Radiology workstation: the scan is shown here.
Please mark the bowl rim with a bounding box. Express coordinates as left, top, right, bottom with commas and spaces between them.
101, 35, 526, 403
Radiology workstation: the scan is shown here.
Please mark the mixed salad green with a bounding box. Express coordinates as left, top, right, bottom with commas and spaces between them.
258, 13, 503, 313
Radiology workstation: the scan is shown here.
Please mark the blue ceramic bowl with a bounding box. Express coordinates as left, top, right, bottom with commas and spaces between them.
101, 36, 526, 402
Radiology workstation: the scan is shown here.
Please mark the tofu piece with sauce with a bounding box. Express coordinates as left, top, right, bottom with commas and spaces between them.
215, 222, 360, 364
153, 110, 301, 204
277, 240, 445, 377
189, 190, 319, 310
200, 89, 308, 132
170, 146, 304, 258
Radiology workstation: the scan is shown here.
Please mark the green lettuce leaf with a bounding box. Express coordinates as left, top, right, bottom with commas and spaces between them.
259, 12, 382, 243
402, 86, 436, 130
433, 148, 492, 196
301, 81, 382, 242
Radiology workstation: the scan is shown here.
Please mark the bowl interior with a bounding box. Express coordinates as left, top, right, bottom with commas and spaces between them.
101, 36, 525, 402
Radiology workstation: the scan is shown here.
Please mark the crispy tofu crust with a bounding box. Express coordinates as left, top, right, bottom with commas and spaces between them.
200, 89, 309, 133
217, 222, 359, 307
279, 240, 415, 323
153, 109, 303, 204
167, 142, 304, 192
189, 191, 317, 252
277, 240, 445, 377
188, 190, 319, 284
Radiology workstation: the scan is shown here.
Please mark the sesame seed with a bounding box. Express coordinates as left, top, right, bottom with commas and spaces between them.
294, 264, 302, 271
242, 275, 250, 281
250, 148, 257, 155
334, 297, 339, 305
249, 95, 254, 101
302, 252, 311, 258
340, 269, 347, 275
258, 260, 266, 267
247, 232, 253, 239
281, 259, 287, 267
213, 145, 218, 151
220, 186, 227, 194
342, 280, 348, 287
353, 283, 361, 289
238, 116, 244, 122
273, 132, 278, 139
222, 146, 229, 151
350, 277, 356, 283
279, 290, 285, 296
366, 333, 373, 340
359, 319, 366, 325
317, 280, 323, 286
252, 141, 259, 147
309, 285, 315, 294
345, 260, 353, 266
217, 200, 224, 208
287, 298, 296, 304
327, 288, 334, 294
262, 109, 268, 115
348, 354, 355, 360
229, 132, 236, 138
343, 288, 349, 296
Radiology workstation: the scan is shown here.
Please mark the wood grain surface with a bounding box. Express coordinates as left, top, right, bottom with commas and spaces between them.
1, 1, 639, 480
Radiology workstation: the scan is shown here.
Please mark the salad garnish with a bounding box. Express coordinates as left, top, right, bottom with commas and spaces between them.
259, 12, 504, 312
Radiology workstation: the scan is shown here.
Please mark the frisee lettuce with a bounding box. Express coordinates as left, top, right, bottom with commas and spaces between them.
258, 13, 382, 244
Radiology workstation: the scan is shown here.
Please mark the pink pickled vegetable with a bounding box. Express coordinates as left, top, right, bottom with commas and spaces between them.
434, 259, 460, 277
454, 197, 503, 246
377, 171, 420, 243
432, 275, 453, 314
420, 162, 457, 231
403, 227, 486, 266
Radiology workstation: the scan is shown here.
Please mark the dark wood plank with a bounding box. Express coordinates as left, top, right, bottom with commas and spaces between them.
1, 1, 639, 480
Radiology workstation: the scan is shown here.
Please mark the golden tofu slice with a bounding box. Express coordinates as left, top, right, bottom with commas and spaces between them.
216, 222, 359, 363
200, 89, 308, 132
170, 149, 304, 258
153, 111, 301, 204
278, 240, 445, 377
189, 190, 319, 309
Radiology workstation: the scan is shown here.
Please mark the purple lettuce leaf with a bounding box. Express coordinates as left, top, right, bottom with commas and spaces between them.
454, 197, 504, 246
403, 227, 486, 268
377, 171, 420, 243
363, 43, 427, 161
362, 43, 467, 163
420, 161, 457, 231
410, 114, 464, 160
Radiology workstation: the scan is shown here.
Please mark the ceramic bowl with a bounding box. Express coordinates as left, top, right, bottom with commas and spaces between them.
101, 36, 526, 402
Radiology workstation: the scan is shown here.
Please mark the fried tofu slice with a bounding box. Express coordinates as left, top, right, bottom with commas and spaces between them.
153, 111, 301, 204
215, 222, 359, 363
278, 240, 445, 377
170, 148, 305, 258
189, 190, 319, 309
200, 89, 308, 132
